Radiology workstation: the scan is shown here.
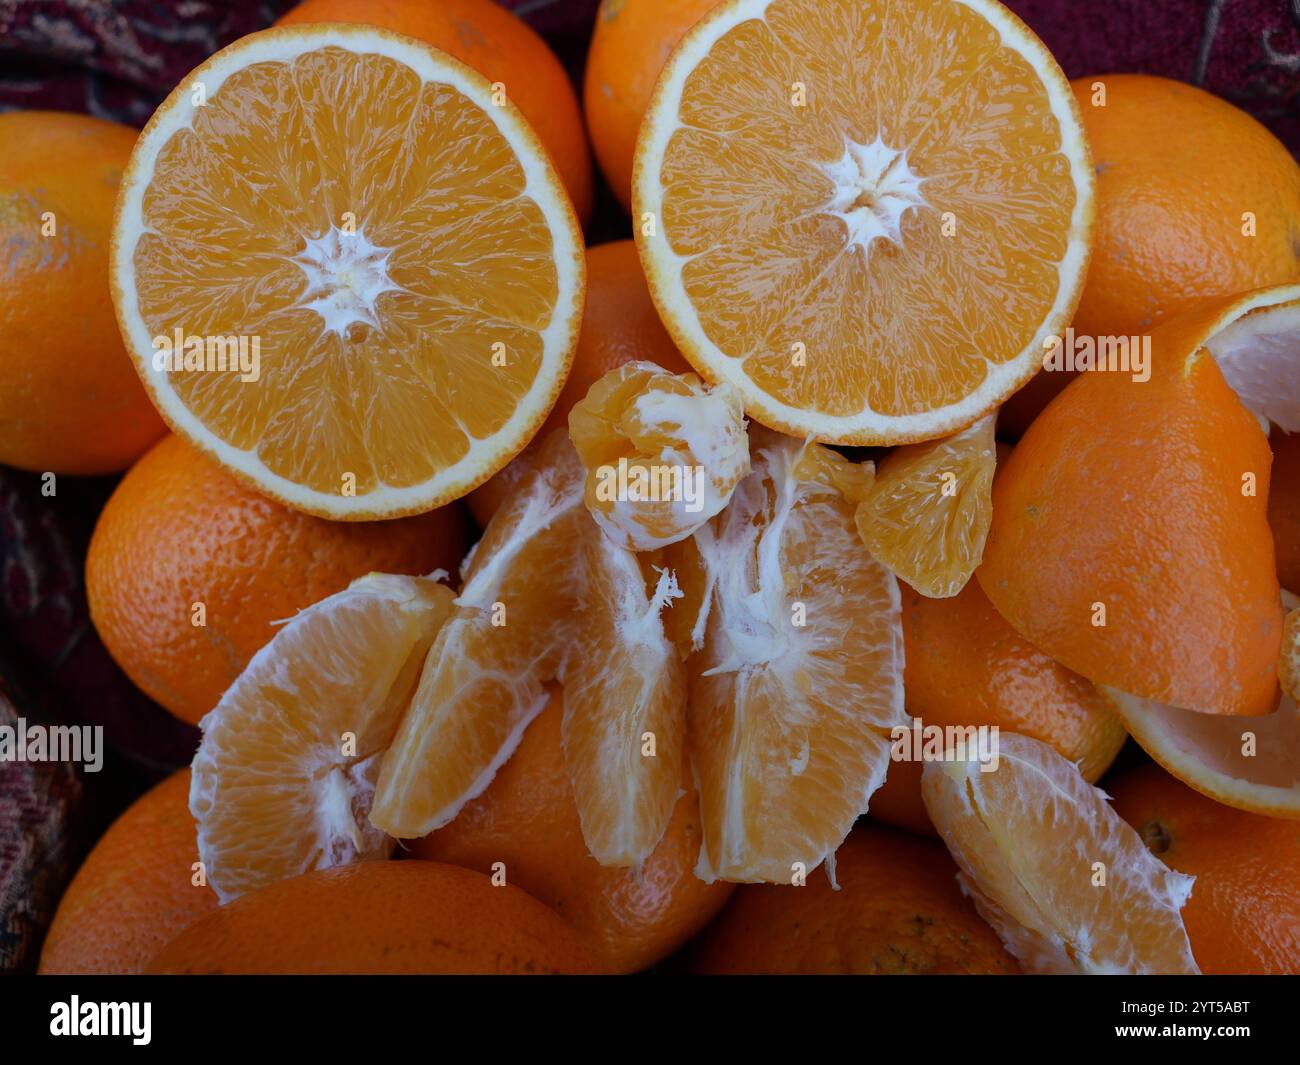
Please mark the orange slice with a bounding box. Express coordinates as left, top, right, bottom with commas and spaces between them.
633, 0, 1093, 445
690, 428, 905, 882
1099, 591, 1300, 819
855, 413, 996, 597
111, 25, 584, 519
1281, 605, 1300, 702
369, 430, 586, 837
922, 733, 1200, 974
190, 572, 454, 902
568, 361, 749, 550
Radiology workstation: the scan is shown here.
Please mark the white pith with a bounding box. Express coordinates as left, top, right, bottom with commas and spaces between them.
634, 0, 1094, 445
113, 26, 583, 518
822, 137, 927, 251
291, 223, 402, 338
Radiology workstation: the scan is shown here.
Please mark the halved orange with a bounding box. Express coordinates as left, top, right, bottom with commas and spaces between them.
690, 428, 905, 882
922, 733, 1200, 974
855, 413, 996, 597
112, 25, 584, 519
633, 0, 1093, 445
190, 572, 454, 902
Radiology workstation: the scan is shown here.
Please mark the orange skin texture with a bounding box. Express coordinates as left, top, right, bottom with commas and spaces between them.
999, 75, 1300, 438
1269, 428, 1300, 593
979, 293, 1282, 716
690, 825, 1019, 974
39, 770, 217, 975
871, 578, 1126, 836
0, 111, 167, 473
147, 861, 606, 974
411, 691, 733, 973
1110, 763, 1300, 975
468, 240, 690, 526
278, 0, 593, 224
584, 0, 721, 213
86, 433, 470, 726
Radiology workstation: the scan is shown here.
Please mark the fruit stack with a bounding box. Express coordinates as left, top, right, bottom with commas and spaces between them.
3, 0, 1299, 977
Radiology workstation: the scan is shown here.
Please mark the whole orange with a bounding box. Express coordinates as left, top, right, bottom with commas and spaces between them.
870, 578, 1127, 836
467, 240, 690, 526
1110, 763, 1300, 975
1270, 429, 1300, 593
147, 860, 605, 974
411, 688, 732, 973
690, 824, 1018, 974
0, 111, 166, 473
278, 0, 593, 223
39, 770, 217, 974
584, 0, 721, 212
86, 433, 469, 726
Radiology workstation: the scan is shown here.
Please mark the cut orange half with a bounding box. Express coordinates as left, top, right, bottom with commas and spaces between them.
633, 0, 1093, 445
191, 572, 454, 902
112, 25, 584, 519
922, 734, 1200, 974
690, 428, 906, 882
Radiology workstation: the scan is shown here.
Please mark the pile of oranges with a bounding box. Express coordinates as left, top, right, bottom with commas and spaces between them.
8, 0, 1300, 976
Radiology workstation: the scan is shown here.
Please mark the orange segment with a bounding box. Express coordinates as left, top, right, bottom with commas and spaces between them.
370, 431, 587, 838
922, 733, 1200, 974
112, 25, 583, 519
855, 413, 996, 597
190, 572, 454, 902
1282, 606, 1300, 703
634, 0, 1092, 444
690, 428, 905, 882
568, 361, 749, 550
980, 286, 1295, 716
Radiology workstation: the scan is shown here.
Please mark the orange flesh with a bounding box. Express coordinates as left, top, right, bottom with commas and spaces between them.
134, 46, 561, 495
658, 0, 1078, 418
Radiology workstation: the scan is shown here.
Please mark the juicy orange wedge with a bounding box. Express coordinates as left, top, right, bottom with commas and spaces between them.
690, 428, 905, 882
191, 572, 454, 902
634, 0, 1093, 445
922, 733, 1200, 974
568, 361, 749, 551
112, 25, 584, 519
855, 413, 996, 597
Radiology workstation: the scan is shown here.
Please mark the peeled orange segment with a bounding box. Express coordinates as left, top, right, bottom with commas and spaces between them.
980, 286, 1290, 717
922, 734, 1200, 974
111, 25, 584, 519
561, 535, 687, 866
690, 428, 905, 883
568, 361, 750, 551
633, 0, 1093, 446
370, 431, 587, 838
1281, 606, 1300, 702
190, 573, 454, 903
855, 413, 995, 597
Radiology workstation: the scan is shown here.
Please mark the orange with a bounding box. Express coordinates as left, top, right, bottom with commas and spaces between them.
690, 428, 905, 882
691, 824, 1018, 974
634, 0, 1093, 444
923, 733, 1199, 974
1270, 429, 1300, 591
980, 288, 1289, 716
146, 861, 604, 974
870, 577, 1126, 836
467, 239, 691, 529
855, 414, 995, 598
87, 433, 469, 727
1071, 75, 1300, 340
999, 75, 1300, 435
1110, 763, 1300, 975
1282, 607, 1300, 702
111, 24, 584, 519
567, 360, 749, 550
412, 689, 733, 973
278, 0, 593, 224
191, 572, 455, 901
584, 0, 721, 213
39, 770, 217, 975
0, 111, 166, 473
